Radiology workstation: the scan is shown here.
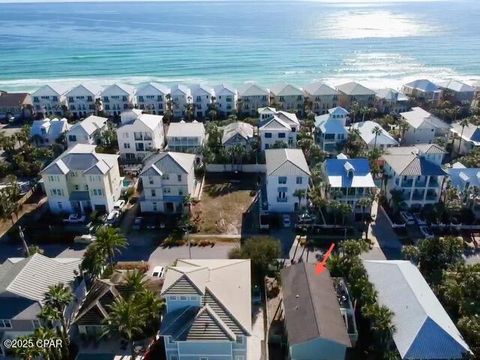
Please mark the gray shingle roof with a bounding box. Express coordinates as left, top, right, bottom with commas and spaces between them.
336, 82, 375, 96
303, 82, 338, 96
364, 261, 471, 359
382, 154, 446, 176
281, 263, 351, 347
221, 121, 254, 144
141, 151, 195, 176
266, 149, 311, 177
166, 121, 205, 138
69, 115, 107, 136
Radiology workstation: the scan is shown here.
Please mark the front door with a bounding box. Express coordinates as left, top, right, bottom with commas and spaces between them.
165, 202, 174, 213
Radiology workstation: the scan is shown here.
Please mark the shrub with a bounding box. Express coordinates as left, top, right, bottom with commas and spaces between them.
114, 261, 149, 273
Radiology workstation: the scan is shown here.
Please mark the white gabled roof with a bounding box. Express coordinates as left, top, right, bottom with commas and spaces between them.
404, 79, 440, 92
364, 260, 471, 360
269, 83, 303, 97
400, 107, 449, 130
303, 82, 338, 96
259, 116, 291, 131
238, 83, 269, 97
66, 84, 103, 97
100, 83, 135, 96
266, 148, 310, 177
69, 115, 107, 136
32, 84, 69, 97
171, 84, 191, 97
222, 121, 254, 144
212, 84, 236, 96
135, 82, 170, 96
141, 151, 195, 175
167, 121, 205, 138
438, 80, 475, 93
351, 121, 399, 147
190, 84, 213, 96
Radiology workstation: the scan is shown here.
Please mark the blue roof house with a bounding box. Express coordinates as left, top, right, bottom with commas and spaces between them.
314, 107, 349, 154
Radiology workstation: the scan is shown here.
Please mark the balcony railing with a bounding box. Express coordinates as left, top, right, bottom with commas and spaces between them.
401, 179, 413, 187
428, 178, 440, 188
415, 180, 427, 187
277, 197, 288, 203
412, 191, 425, 201
426, 192, 438, 201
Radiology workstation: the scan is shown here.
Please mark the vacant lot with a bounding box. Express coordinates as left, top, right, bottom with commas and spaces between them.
192, 173, 258, 234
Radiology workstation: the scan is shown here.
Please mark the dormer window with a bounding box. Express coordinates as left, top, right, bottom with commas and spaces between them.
344, 162, 355, 178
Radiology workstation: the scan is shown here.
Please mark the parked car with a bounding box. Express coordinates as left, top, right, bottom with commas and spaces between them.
63, 213, 86, 224
106, 210, 120, 225
151, 266, 165, 278
132, 217, 143, 230
73, 234, 96, 244
400, 211, 415, 225
282, 214, 291, 228
114, 200, 126, 211
419, 226, 434, 239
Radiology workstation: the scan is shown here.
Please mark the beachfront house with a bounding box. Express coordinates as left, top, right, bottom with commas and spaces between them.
160, 259, 251, 360
30, 117, 70, 146
351, 120, 399, 150
190, 84, 213, 119
66, 115, 108, 147
221, 121, 255, 149
32, 84, 68, 117
0, 254, 86, 358
303, 82, 339, 115
382, 144, 446, 210
314, 106, 349, 154
375, 88, 410, 114
135, 82, 169, 115
117, 109, 165, 162
100, 83, 135, 116
166, 120, 206, 153
269, 83, 304, 115
41, 144, 122, 214
139, 151, 195, 213
336, 82, 375, 109
212, 84, 237, 118
170, 84, 192, 119
0, 92, 33, 121
400, 107, 450, 145
450, 122, 480, 155
238, 83, 270, 116
447, 162, 480, 217
265, 148, 311, 212
439, 80, 476, 105
402, 79, 442, 103
65, 84, 102, 118
259, 110, 300, 150
281, 263, 355, 360
364, 260, 472, 360
322, 158, 376, 216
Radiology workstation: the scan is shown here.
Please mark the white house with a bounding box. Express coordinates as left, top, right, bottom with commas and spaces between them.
160, 259, 251, 360
450, 122, 480, 155
238, 83, 270, 116
382, 144, 446, 210
212, 84, 237, 117
265, 148, 311, 212
190, 84, 213, 119
438, 80, 476, 105
66, 115, 108, 147
314, 106, 349, 153
0, 254, 86, 358
139, 151, 195, 213
41, 144, 122, 214
100, 83, 135, 116
166, 120, 206, 153
30, 118, 70, 146
375, 88, 410, 114
352, 120, 399, 150
400, 107, 450, 145
269, 83, 304, 115
323, 158, 377, 215
402, 79, 442, 103
135, 82, 169, 115
336, 82, 375, 108
31, 84, 68, 117
221, 121, 255, 149
170, 84, 192, 119
117, 109, 165, 162
364, 260, 471, 360
303, 82, 339, 115
259, 110, 300, 150
447, 162, 480, 217
65, 84, 102, 118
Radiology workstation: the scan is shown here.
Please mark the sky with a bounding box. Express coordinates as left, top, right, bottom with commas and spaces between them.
0, 0, 449, 3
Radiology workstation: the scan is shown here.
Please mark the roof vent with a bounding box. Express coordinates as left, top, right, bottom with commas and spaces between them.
295, 294, 300, 298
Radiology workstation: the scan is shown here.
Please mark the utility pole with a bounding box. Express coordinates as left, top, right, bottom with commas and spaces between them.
18, 226, 29, 257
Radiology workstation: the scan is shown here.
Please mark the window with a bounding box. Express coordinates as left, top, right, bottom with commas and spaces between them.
190, 296, 196, 300
0, 320, 12, 328
162, 174, 170, 180
265, 133, 272, 138
180, 296, 187, 300
177, 174, 182, 182
148, 176, 154, 185
124, 143, 130, 149
32, 320, 41, 329
296, 177, 302, 184
278, 177, 287, 184
163, 188, 171, 194
169, 356, 178, 360
236, 336, 244, 344
151, 189, 156, 197
68, 135, 77, 142
170, 296, 177, 300
278, 133, 286, 138
74, 185, 79, 191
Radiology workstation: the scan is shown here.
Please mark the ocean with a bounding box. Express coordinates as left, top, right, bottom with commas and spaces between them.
0, 0, 479, 92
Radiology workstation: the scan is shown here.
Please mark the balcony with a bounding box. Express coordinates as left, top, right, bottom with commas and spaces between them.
428, 178, 440, 188
426, 191, 438, 201
412, 191, 425, 201
415, 179, 427, 187
401, 179, 413, 188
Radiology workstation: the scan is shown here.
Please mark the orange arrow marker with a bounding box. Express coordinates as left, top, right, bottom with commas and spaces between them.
315, 243, 335, 275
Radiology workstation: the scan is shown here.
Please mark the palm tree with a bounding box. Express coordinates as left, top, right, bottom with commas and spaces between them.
11, 335, 44, 360
81, 243, 107, 280
371, 125, 383, 150
457, 117, 471, 155
398, 119, 410, 143
104, 298, 146, 359
124, 270, 148, 297
95, 227, 127, 268
350, 101, 360, 123
293, 189, 306, 210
